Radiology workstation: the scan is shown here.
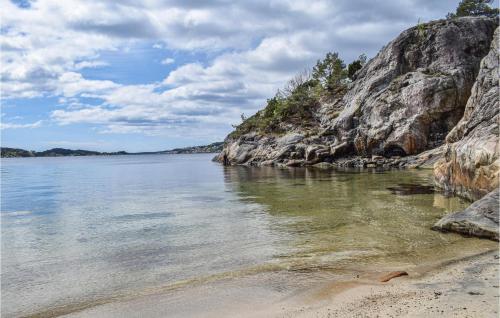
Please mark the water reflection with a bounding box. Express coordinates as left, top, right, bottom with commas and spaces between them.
222, 165, 484, 270
387, 183, 435, 195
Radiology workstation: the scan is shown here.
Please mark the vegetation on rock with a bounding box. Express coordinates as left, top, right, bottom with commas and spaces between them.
447, 0, 499, 19
347, 54, 367, 80
312, 52, 347, 90
229, 52, 365, 139
163, 142, 223, 154
0, 147, 35, 158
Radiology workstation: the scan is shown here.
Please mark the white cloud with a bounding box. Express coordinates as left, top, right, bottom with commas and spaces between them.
57, 72, 119, 97
1, 0, 459, 140
161, 57, 175, 65
1, 120, 43, 130
74, 60, 109, 70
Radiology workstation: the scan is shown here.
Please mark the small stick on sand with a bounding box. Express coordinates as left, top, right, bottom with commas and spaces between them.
379, 271, 408, 282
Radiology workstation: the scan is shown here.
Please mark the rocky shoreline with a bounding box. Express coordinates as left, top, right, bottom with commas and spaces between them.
216, 18, 497, 168
215, 16, 499, 241
221, 145, 445, 170
433, 189, 499, 241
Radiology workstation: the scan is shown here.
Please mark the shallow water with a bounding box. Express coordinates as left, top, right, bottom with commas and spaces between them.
0, 154, 495, 317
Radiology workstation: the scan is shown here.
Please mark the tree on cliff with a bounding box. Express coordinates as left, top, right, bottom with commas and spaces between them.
447, 0, 499, 18
347, 54, 367, 80
312, 52, 346, 90
230, 51, 354, 137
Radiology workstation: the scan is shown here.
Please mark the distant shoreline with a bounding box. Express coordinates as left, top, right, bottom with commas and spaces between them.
0, 142, 223, 158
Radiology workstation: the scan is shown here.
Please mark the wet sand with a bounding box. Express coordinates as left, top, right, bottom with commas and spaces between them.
62, 249, 499, 318
282, 250, 500, 318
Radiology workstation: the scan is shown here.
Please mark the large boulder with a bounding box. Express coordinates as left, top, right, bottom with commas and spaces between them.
434, 27, 499, 201
432, 189, 499, 241
331, 17, 497, 157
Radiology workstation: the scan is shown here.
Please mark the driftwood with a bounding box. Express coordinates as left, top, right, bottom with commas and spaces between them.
379, 271, 408, 282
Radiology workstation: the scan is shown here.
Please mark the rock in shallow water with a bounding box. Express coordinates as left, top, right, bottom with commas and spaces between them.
432, 189, 499, 241
387, 184, 435, 195
312, 162, 334, 169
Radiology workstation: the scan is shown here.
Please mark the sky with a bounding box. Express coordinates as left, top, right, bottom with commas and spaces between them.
1, 0, 461, 152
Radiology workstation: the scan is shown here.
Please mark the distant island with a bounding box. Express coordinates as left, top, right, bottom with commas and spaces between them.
0, 142, 223, 158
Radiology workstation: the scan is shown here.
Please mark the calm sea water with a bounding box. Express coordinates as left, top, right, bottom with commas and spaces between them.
0, 154, 494, 317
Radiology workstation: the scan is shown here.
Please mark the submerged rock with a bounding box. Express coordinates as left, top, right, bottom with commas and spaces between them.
387, 184, 435, 195
434, 27, 500, 201
432, 189, 499, 241
312, 162, 334, 169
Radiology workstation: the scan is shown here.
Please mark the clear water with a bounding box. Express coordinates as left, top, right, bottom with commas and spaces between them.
1, 154, 495, 317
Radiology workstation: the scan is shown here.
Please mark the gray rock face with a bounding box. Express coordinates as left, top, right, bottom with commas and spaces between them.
214, 131, 327, 167
432, 189, 499, 241
434, 27, 499, 201
331, 17, 497, 157
217, 17, 498, 167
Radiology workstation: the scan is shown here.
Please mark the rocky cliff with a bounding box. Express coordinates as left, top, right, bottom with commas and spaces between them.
216, 17, 498, 169
434, 27, 499, 201
431, 26, 499, 241
331, 17, 496, 157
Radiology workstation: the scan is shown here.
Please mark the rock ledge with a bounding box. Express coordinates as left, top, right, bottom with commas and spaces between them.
432, 189, 499, 241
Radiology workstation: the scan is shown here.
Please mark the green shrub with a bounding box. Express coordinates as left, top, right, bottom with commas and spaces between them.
347, 54, 367, 80
230, 52, 366, 138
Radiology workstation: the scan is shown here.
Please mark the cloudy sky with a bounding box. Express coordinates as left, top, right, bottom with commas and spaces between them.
1, 0, 459, 152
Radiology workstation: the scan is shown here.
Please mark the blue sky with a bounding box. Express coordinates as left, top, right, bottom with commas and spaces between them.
1, 0, 460, 152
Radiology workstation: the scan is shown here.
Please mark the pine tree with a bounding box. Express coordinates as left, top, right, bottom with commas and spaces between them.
447, 0, 499, 19
311, 52, 346, 90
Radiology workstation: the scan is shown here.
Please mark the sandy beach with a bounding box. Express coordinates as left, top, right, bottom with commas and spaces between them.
59, 249, 499, 318
282, 250, 500, 318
